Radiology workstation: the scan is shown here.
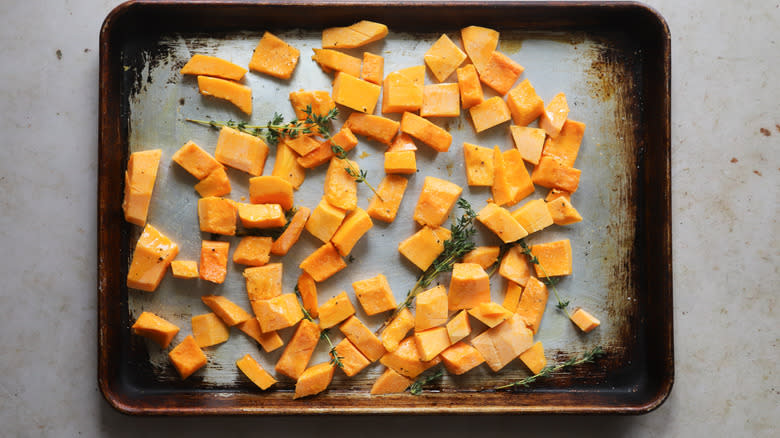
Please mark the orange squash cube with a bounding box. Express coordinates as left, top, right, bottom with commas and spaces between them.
172, 141, 222, 180
507, 79, 545, 126
424, 34, 467, 82
249, 31, 299, 80
339, 315, 386, 362
197, 76, 252, 115
366, 175, 409, 223
539, 92, 569, 138
236, 354, 277, 390
299, 242, 347, 282
244, 263, 283, 305
448, 263, 490, 311
542, 119, 586, 167
272, 142, 306, 190
503, 149, 535, 205
215, 126, 268, 175
248, 175, 294, 210
470, 313, 533, 372
201, 295, 252, 326
294, 363, 335, 399
413, 176, 463, 227
199, 240, 229, 284
131, 311, 180, 348
380, 336, 441, 379
517, 277, 548, 334
344, 113, 399, 145
180, 54, 247, 81
194, 167, 231, 198
370, 368, 412, 395
491, 146, 515, 206
469, 96, 511, 133
361, 52, 384, 85
237, 203, 285, 228
191, 312, 230, 347
168, 335, 207, 379
122, 149, 161, 227
233, 236, 272, 266
283, 134, 321, 157
545, 188, 572, 203
382, 65, 425, 113
334, 338, 371, 377
288, 89, 336, 121
297, 272, 319, 318
546, 196, 582, 225
170, 260, 199, 279
295, 137, 340, 171
456, 64, 484, 109
387, 132, 418, 152
414, 327, 451, 362
420, 83, 460, 117
352, 274, 396, 315
463, 142, 494, 186
312, 48, 361, 77
510, 125, 546, 165
400, 112, 452, 152
276, 319, 321, 379
331, 207, 374, 256
531, 155, 582, 192
440, 341, 485, 375
519, 341, 547, 374
498, 246, 533, 286
476, 202, 528, 243
460, 26, 499, 74
324, 157, 359, 211
468, 302, 513, 328
271, 206, 311, 256
380, 308, 415, 353
479, 51, 524, 95
502, 281, 523, 313
446, 310, 471, 344
237, 318, 284, 352
384, 150, 417, 174
255, 293, 304, 333
306, 198, 347, 243
511, 199, 554, 235
322, 20, 388, 49
415, 285, 448, 331
570, 308, 600, 332
198, 197, 237, 235
318, 291, 356, 329
462, 246, 500, 270
332, 72, 381, 114
531, 239, 573, 277
398, 226, 451, 271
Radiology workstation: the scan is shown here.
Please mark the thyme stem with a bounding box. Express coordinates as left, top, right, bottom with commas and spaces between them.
495, 346, 604, 390
408, 368, 444, 395
330, 144, 384, 201
295, 286, 344, 369
518, 239, 570, 315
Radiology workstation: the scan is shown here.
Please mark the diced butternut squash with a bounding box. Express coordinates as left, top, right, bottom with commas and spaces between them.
531, 239, 573, 277
361, 52, 384, 84
460, 26, 499, 74
462, 246, 500, 270
181, 54, 247, 81
511, 199, 554, 235
294, 362, 335, 399
237, 318, 284, 352
545, 188, 572, 203
503, 149, 536, 205
382, 66, 425, 114
380, 336, 441, 379
332, 72, 381, 114
191, 312, 230, 347
352, 274, 396, 316
248, 175, 294, 210
128, 224, 178, 289
381, 308, 415, 353
476, 202, 528, 243
122, 149, 161, 227
233, 236, 272, 266
339, 315, 386, 362
415, 285, 448, 331
297, 127, 358, 169
510, 125, 546, 165
440, 341, 485, 375
469, 96, 511, 133
236, 354, 277, 390
318, 291, 356, 329
197, 76, 252, 115
331, 207, 373, 256
131, 311, 179, 348
299, 242, 347, 282
384, 150, 417, 174
448, 263, 491, 311
519, 341, 546, 374
470, 313, 533, 372
324, 157, 358, 211
387, 132, 418, 152
283, 134, 322, 157
297, 272, 319, 318
201, 295, 252, 326
170, 260, 199, 279
507, 79, 544, 126
463, 142, 494, 186
542, 119, 585, 167
276, 319, 321, 379
366, 175, 409, 223
168, 335, 207, 379
289, 89, 336, 121
195, 167, 231, 197
398, 226, 451, 271
306, 198, 347, 243
400, 112, 452, 152
491, 146, 515, 206
539, 92, 569, 138
345, 113, 399, 145
502, 281, 523, 313
414, 327, 451, 361
546, 196, 582, 225
172, 141, 222, 180
446, 310, 471, 344
270, 206, 310, 256
215, 126, 268, 176
517, 277, 548, 334
272, 142, 306, 189
255, 293, 304, 333
237, 203, 286, 228
479, 51, 524, 95
198, 197, 237, 235
249, 32, 299, 80
413, 176, 463, 227
322, 20, 388, 49
468, 302, 513, 328
570, 308, 600, 332
334, 338, 371, 377
424, 34, 467, 82
498, 246, 532, 286
531, 155, 582, 192
456, 64, 484, 109
420, 83, 460, 117
370, 368, 412, 395
244, 263, 283, 305
199, 240, 229, 284
312, 48, 361, 77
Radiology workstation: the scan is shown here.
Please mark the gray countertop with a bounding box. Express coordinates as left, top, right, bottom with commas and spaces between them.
0, 0, 777, 436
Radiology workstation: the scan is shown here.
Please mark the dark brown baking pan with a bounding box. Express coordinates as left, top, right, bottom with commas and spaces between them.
98, 1, 671, 415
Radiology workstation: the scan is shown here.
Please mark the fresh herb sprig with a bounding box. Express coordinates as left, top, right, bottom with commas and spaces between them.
495, 346, 604, 391
330, 144, 383, 200
518, 239, 570, 313
408, 368, 444, 395
295, 286, 344, 369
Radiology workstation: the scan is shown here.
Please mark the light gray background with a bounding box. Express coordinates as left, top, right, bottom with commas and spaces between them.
0, 0, 777, 436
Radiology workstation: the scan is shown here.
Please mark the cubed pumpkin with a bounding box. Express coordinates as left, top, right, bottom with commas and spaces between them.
469, 96, 511, 133
424, 34, 467, 82
531, 156, 582, 193
546, 196, 583, 225
498, 246, 533, 286
414, 327, 451, 361
387, 132, 418, 152
237, 318, 284, 352
339, 315, 386, 362
322, 20, 388, 49
516, 277, 548, 334
299, 242, 347, 282
249, 31, 300, 80
270, 206, 310, 255
361, 52, 384, 84
180, 54, 247, 81
461, 246, 500, 270
503, 149, 535, 205
542, 119, 586, 167
334, 338, 371, 377
200, 240, 229, 284
344, 113, 399, 145
276, 319, 321, 379
507, 79, 545, 126
236, 354, 277, 390
332, 72, 381, 114
460, 25, 499, 74
413, 176, 463, 227
370, 368, 412, 395
318, 291, 356, 329
194, 167, 231, 198
468, 302, 513, 328
511, 199, 554, 235
539, 92, 569, 138
366, 175, 409, 223
530, 239, 573, 277
415, 285, 448, 331
463, 143, 494, 186
331, 207, 374, 256
380, 307, 415, 353
519, 341, 547, 374
470, 313, 533, 372
384, 150, 417, 174
382, 66, 425, 113
272, 142, 306, 189
294, 363, 335, 399
244, 263, 283, 305
456, 64, 484, 109
324, 157, 359, 211
131, 311, 179, 348
448, 263, 490, 311
237, 203, 286, 228
248, 175, 294, 210
398, 226, 451, 271
476, 202, 528, 243
191, 312, 230, 347
170, 260, 199, 279
168, 336, 207, 379
445, 310, 471, 344
400, 112, 452, 152
288, 89, 336, 120
198, 196, 237, 235
297, 272, 319, 318
215, 126, 267, 175
312, 48, 361, 77
201, 295, 252, 326
440, 341, 485, 375
380, 336, 441, 379
233, 236, 272, 266
479, 51, 524, 95
172, 140, 222, 180
570, 308, 600, 332
306, 198, 347, 243
197, 76, 252, 115
420, 83, 460, 117
255, 293, 305, 333
352, 274, 396, 315
510, 125, 546, 165
502, 281, 523, 312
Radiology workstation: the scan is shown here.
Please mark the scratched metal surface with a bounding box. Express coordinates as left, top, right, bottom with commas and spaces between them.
122, 28, 638, 392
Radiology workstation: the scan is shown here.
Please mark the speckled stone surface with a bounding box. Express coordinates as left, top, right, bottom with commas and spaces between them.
0, 0, 777, 436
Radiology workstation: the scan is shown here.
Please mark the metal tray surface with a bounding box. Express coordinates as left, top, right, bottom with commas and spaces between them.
98, 1, 672, 415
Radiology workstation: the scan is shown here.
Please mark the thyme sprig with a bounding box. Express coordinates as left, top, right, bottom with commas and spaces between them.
495, 346, 604, 391
295, 286, 344, 369
408, 368, 444, 395
330, 144, 383, 200
518, 239, 570, 313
